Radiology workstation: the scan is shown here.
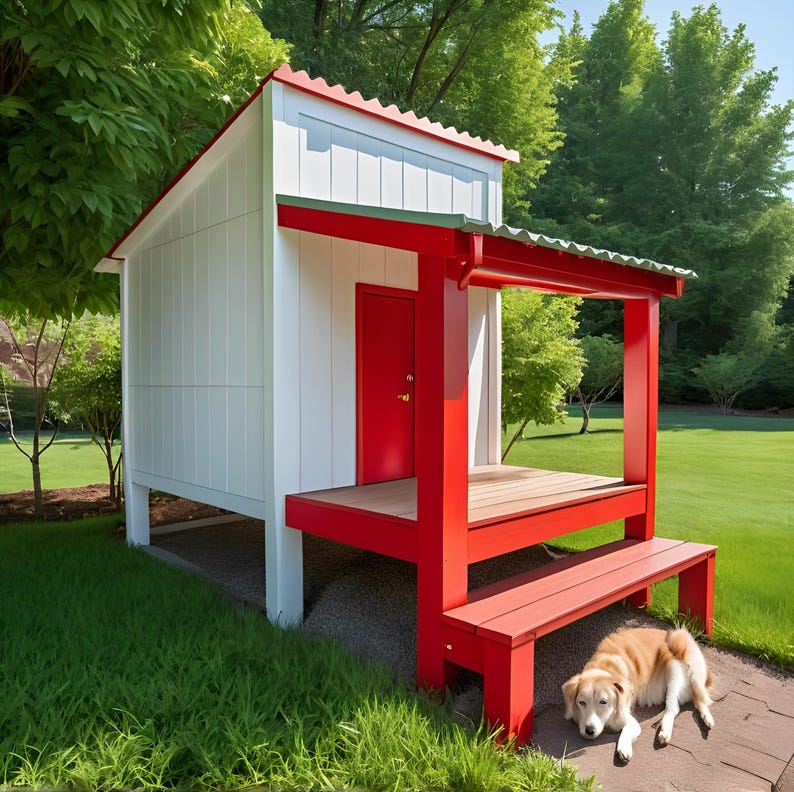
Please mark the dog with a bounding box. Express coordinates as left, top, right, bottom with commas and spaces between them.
562, 627, 714, 762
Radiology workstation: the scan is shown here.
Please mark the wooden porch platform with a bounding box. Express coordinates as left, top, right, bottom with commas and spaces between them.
286, 465, 647, 563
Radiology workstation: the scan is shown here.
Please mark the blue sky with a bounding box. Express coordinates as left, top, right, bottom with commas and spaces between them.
543, 1, 793, 109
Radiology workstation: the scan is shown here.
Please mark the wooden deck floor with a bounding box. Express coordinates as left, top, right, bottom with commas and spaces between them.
292, 464, 643, 526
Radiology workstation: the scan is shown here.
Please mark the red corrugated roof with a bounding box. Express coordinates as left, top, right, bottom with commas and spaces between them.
270, 64, 520, 163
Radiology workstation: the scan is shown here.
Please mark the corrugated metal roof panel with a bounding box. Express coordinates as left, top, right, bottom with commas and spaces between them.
275, 195, 698, 280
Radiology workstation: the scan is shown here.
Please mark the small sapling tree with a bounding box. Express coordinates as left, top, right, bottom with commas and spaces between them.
501, 288, 584, 460
0, 316, 70, 515
49, 314, 122, 505
576, 334, 624, 433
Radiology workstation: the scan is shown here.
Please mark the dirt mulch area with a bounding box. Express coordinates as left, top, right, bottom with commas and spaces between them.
0, 484, 226, 527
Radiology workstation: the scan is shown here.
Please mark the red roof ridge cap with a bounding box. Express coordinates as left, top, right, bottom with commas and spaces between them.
271, 63, 519, 163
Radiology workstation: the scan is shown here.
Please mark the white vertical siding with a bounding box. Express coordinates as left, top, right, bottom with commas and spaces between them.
276, 88, 500, 222
468, 287, 500, 466
124, 99, 266, 516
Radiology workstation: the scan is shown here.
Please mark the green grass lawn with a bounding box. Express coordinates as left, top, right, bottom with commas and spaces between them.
504, 404, 794, 667
0, 517, 594, 792
1, 432, 109, 493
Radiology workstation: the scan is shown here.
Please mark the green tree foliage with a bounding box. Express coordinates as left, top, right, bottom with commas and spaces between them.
49, 314, 122, 504
500, 288, 583, 459
575, 334, 623, 433
1, 0, 288, 319
525, 1, 794, 407
257, 0, 570, 208
692, 352, 761, 414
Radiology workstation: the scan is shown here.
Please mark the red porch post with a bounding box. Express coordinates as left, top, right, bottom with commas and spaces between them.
623, 296, 660, 608
414, 254, 470, 692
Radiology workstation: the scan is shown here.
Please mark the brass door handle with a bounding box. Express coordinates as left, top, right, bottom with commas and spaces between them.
397, 393, 411, 402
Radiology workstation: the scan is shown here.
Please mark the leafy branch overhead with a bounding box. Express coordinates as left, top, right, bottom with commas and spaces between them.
0, 0, 289, 319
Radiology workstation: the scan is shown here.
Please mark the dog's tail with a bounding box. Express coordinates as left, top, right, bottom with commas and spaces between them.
666, 627, 693, 660
667, 628, 714, 703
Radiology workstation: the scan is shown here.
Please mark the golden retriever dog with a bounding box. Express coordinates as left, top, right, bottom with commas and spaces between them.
562, 627, 714, 762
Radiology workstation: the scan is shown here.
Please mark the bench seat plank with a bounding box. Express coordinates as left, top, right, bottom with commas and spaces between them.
444, 536, 717, 646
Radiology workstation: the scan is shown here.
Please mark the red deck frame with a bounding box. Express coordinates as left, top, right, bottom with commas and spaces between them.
278, 199, 685, 695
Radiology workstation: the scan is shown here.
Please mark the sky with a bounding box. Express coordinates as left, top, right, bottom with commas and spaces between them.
543, 0, 793, 109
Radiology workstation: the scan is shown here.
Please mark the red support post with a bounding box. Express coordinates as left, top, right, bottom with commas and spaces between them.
414, 255, 470, 692
623, 296, 660, 608
678, 552, 716, 637
483, 639, 536, 744
623, 296, 660, 539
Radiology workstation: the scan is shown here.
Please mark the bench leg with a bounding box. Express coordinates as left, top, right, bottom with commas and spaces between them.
628, 585, 652, 610
678, 553, 715, 637
483, 639, 535, 746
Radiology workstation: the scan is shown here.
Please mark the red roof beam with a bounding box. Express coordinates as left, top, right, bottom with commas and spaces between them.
277, 202, 464, 258
477, 235, 686, 299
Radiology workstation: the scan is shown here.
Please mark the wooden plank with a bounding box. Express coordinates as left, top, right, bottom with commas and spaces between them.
468, 483, 645, 524
444, 537, 682, 631
468, 541, 717, 645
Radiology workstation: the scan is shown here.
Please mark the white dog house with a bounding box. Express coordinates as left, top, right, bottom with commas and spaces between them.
98, 64, 516, 620
98, 65, 708, 743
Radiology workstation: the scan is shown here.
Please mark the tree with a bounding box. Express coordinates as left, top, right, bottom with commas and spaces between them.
691, 352, 761, 414
0, 316, 69, 515
500, 288, 583, 460
49, 315, 122, 506
1, 0, 288, 319
257, 0, 570, 209
525, 1, 794, 407
575, 334, 623, 433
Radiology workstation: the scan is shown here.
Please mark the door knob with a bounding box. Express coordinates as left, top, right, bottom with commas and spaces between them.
397, 393, 410, 402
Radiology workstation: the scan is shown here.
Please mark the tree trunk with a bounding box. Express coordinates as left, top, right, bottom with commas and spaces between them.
577, 386, 590, 434
501, 417, 530, 462
32, 453, 43, 517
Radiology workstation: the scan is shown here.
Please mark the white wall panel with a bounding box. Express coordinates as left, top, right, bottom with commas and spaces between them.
180, 236, 196, 386
403, 149, 428, 212
359, 242, 386, 284
299, 114, 332, 199
245, 214, 264, 387
331, 237, 359, 486
331, 126, 358, 203
357, 135, 381, 205
380, 141, 404, 208
226, 216, 246, 387
468, 287, 489, 466
427, 158, 453, 214
299, 232, 334, 491
244, 387, 265, 498
124, 104, 267, 512
208, 225, 228, 387
385, 248, 415, 290
280, 87, 497, 223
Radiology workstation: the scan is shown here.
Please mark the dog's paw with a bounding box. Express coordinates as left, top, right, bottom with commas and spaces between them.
699, 707, 714, 730
616, 737, 633, 762
657, 728, 670, 746
616, 745, 632, 763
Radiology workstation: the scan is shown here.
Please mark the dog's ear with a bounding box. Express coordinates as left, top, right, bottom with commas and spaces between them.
562, 676, 580, 721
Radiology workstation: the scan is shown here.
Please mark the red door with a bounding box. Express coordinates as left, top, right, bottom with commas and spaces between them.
357, 287, 415, 484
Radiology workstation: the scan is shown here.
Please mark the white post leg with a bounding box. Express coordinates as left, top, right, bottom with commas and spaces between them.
265, 503, 304, 625
125, 481, 150, 546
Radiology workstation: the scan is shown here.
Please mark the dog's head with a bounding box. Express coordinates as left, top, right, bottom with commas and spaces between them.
562, 670, 628, 739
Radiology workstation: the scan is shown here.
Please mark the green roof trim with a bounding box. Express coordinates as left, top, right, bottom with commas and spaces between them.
276, 195, 697, 280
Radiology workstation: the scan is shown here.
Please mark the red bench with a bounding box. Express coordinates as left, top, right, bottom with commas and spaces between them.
441, 536, 716, 745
